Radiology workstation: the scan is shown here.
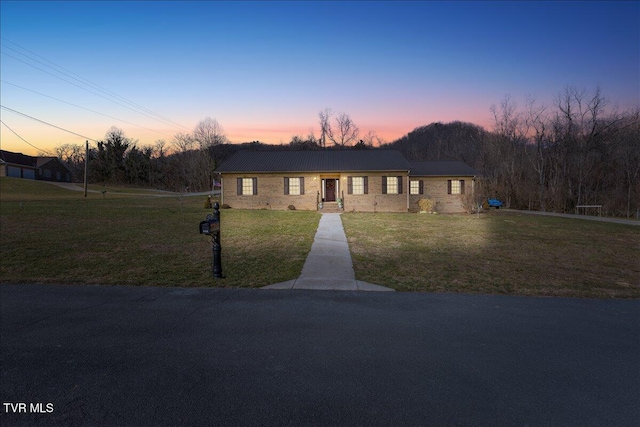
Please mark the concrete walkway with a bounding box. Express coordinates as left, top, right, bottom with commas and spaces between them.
263, 213, 393, 291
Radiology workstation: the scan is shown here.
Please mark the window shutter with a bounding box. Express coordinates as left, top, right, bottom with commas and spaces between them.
460, 180, 465, 194
252, 177, 258, 195
237, 178, 242, 195
382, 176, 387, 194
348, 176, 353, 194
364, 176, 369, 194
447, 180, 452, 195
419, 180, 424, 195
284, 177, 289, 195
398, 176, 403, 194
300, 177, 304, 195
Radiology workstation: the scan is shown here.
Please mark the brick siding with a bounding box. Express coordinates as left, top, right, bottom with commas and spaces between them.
221, 172, 410, 212
408, 177, 473, 213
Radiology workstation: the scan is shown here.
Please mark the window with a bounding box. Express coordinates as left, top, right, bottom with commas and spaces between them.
447, 180, 465, 195
43, 169, 51, 178
410, 180, 424, 195
352, 177, 364, 194
237, 177, 258, 195
382, 176, 403, 194
242, 178, 253, 195
348, 176, 368, 195
284, 177, 304, 195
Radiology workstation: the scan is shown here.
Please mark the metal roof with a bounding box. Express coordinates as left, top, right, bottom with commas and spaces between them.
409, 161, 478, 177
215, 150, 411, 173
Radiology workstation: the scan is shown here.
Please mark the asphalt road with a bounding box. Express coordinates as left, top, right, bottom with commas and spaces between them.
1, 284, 638, 426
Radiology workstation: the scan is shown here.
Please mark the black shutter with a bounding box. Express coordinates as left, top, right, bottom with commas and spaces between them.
300, 177, 304, 195
419, 180, 424, 195
348, 176, 353, 194
382, 176, 387, 194
252, 177, 258, 195
237, 178, 242, 195
284, 177, 289, 195
398, 176, 403, 194
364, 176, 369, 194
460, 180, 465, 195
447, 180, 452, 195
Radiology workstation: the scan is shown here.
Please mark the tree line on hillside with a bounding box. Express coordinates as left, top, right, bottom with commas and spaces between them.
53, 86, 639, 217
383, 87, 639, 218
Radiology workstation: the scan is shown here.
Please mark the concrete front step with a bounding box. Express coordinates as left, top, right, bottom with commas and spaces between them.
318, 202, 343, 213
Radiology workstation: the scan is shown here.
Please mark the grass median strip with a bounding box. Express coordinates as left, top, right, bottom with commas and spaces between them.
341, 211, 640, 298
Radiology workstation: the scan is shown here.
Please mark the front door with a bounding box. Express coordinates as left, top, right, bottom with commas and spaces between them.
325, 179, 336, 202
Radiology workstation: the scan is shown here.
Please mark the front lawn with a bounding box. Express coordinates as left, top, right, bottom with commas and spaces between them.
341, 211, 640, 298
0, 178, 320, 287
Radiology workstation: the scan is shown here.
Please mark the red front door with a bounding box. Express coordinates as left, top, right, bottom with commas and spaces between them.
325, 179, 336, 202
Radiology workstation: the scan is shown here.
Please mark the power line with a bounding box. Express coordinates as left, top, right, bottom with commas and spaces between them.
1, 38, 192, 133
1, 80, 175, 138
1, 38, 191, 132
2, 52, 190, 134
0, 120, 54, 155
1, 105, 98, 142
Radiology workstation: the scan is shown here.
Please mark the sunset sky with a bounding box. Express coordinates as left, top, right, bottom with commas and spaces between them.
1, 1, 638, 155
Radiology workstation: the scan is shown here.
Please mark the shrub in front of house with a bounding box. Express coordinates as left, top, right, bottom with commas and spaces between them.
288, 205, 296, 210
418, 198, 436, 213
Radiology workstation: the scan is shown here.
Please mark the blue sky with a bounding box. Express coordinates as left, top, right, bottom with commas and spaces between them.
1, 1, 638, 154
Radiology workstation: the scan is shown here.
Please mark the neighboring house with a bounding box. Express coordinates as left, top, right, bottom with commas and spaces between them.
215, 150, 479, 213
0, 150, 72, 182
408, 161, 479, 213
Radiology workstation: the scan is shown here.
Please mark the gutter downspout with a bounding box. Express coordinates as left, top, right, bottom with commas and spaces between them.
220, 174, 224, 205
406, 171, 410, 211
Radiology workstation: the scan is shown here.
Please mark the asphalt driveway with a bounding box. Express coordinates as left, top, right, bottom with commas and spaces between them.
1, 284, 638, 426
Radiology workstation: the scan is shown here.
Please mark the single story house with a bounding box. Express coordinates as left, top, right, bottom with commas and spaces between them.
0, 150, 72, 182
215, 150, 479, 213
408, 161, 479, 213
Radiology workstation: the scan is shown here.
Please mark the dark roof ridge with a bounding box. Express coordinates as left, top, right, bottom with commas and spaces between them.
215, 149, 411, 173
409, 160, 478, 176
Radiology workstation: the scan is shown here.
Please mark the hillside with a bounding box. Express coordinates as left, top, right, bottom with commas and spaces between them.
381, 121, 489, 170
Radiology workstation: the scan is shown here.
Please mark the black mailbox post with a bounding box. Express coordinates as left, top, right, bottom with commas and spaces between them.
199, 202, 224, 279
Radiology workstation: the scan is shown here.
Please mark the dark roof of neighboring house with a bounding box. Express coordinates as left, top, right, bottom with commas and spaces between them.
215, 150, 411, 173
0, 150, 71, 172
36, 157, 60, 168
0, 150, 38, 168
409, 161, 479, 177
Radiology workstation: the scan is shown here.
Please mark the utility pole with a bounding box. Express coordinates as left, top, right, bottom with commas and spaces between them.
84, 140, 88, 197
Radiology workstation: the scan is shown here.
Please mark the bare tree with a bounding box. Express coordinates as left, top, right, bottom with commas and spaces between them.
362, 130, 384, 147
54, 143, 85, 181
612, 109, 640, 218
524, 97, 550, 211
318, 108, 332, 148
153, 139, 168, 158
554, 85, 624, 208
490, 95, 526, 142
193, 117, 227, 149
489, 95, 528, 207
329, 112, 360, 147
170, 132, 196, 153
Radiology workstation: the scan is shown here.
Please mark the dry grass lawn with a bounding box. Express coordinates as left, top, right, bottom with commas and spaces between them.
2, 177, 638, 297
341, 211, 640, 298
0, 177, 319, 288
